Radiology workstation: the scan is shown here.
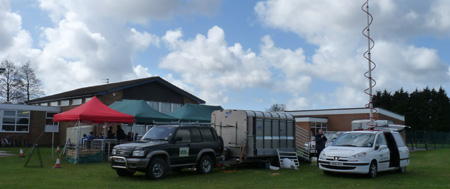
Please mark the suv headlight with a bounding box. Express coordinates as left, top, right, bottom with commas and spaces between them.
132, 150, 145, 157
112, 148, 116, 155
349, 152, 367, 160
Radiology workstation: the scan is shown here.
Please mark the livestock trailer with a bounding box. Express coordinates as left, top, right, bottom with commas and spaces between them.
212, 110, 296, 163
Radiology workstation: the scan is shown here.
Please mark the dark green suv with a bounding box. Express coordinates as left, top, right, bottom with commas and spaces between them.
110, 125, 223, 180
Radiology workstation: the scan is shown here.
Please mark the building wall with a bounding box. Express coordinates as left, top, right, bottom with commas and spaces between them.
294, 113, 405, 132
0, 111, 58, 146
123, 82, 186, 104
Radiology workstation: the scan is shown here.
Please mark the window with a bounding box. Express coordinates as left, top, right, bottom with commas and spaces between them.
60, 100, 69, 106
1, 110, 30, 132
191, 128, 202, 142
45, 112, 59, 132
392, 133, 406, 147
40, 103, 48, 106
375, 134, 387, 149
85, 97, 92, 102
147, 101, 159, 111
50, 101, 58, 106
72, 99, 82, 105
172, 103, 182, 112
160, 102, 171, 114
175, 128, 190, 143
200, 128, 215, 142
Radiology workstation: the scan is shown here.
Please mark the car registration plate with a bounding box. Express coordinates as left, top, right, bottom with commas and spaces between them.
330, 162, 343, 166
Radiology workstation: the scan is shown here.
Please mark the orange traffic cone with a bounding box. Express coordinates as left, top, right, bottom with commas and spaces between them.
56, 146, 60, 153
19, 148, 25, 157
54, 156, 61, 168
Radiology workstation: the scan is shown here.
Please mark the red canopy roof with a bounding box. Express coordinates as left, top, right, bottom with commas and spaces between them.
53, 96, 134, 123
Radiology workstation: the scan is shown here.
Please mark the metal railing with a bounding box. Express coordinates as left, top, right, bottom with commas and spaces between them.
406, 130, 450, 150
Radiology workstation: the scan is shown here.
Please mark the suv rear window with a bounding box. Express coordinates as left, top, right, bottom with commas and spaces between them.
392, 133, 406, 147
200, 128, 215, 142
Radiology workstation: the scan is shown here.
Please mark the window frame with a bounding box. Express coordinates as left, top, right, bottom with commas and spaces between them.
0, 110, 30, 133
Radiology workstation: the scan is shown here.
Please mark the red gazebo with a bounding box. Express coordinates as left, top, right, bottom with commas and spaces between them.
54, 96, 134, 163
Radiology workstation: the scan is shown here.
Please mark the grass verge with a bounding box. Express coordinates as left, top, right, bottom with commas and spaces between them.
0, 147, 449, 188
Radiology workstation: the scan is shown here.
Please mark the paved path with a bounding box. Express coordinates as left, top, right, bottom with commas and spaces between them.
0, 151, 15, 157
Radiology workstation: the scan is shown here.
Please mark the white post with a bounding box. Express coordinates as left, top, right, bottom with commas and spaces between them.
52, 124, 55, 159
75, 120, 81, 164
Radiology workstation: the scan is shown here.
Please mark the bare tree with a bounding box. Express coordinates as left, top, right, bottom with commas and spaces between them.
0, 58, 25, 102
267, 104, 287, 112
20, 60, 44, 101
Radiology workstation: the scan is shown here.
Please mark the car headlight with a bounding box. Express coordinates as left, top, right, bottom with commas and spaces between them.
319, 151, 326, 159
349, 152, 367, 160
132, 150, 145, 157
112, 148, 116, 155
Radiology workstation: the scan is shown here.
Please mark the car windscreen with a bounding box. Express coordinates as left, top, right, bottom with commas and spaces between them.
141, 126, 176, 141
333, 133, 376, 147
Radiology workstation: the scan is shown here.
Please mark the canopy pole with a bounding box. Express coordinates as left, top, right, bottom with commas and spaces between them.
102, 122, 106, 161
75, 119, 81, 164
132, 122, 135, 141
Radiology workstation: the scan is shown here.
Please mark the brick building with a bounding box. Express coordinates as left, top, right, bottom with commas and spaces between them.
0, 103, 60, 146
286, 107, 405, 142
24, 76, 205, 146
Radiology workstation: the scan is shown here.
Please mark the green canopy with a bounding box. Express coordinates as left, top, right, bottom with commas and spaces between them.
109, 100, 176, 124
168, 104, 223, 122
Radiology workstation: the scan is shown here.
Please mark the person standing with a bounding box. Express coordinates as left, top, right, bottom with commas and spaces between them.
86, 132, 94, 148
315, 129, 327, 165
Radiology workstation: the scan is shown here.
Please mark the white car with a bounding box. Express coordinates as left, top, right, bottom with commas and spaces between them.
318, 130, 409, 178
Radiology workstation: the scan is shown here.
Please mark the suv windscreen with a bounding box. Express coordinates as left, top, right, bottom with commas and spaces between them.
333, 133, 376, 147
141, 126, 176, 141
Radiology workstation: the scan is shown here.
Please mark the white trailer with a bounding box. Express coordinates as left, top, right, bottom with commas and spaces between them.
212, 110, 296, 164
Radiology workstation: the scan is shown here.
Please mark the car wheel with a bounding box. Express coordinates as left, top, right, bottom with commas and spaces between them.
368, 161, 377, 178
197, 155, 213, 174
146, 158, 166, 180
116, 169, 135, 177
397, 166, 406, 173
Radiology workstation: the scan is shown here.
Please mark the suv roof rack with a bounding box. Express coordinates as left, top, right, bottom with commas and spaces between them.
153, 122, 212, 127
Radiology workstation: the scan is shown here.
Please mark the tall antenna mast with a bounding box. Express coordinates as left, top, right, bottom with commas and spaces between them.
362, 0, 377, 126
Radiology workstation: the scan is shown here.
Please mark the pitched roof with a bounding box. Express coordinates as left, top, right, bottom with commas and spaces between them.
27, 76, 205, 104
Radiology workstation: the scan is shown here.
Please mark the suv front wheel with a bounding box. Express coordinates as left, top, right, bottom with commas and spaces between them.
146, 158, 166, 180
197, 155, 213, 174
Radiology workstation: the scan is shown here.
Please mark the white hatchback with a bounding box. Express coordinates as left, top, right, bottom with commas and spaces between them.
318, 130, 409, 178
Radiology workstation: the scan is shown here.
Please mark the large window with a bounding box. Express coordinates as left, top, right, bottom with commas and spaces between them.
72, 99, 82, 105
147, 101, 183, 113
310, 122, 327, 136
60, 100, 69, 106
1, 110, 30, 132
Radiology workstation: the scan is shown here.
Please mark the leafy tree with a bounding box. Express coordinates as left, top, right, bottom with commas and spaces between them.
267, 104, 287, 112
0, 58, 25, 102
20, 60, 44, 101
375, 87, 450, 131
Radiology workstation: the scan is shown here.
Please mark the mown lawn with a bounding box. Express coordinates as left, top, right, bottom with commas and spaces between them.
0, 147, 449, 188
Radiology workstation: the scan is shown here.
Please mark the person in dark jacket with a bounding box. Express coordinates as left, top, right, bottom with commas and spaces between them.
315, 129, 327, 165
116, 125, 127, 141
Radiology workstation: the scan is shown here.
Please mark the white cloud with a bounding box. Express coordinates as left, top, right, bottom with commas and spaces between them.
159, 26, 272, 104
256, 0, 450, 108
286, 95, 309, 110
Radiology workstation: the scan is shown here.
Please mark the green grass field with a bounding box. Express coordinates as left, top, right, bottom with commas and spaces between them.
0, 147, 449, 188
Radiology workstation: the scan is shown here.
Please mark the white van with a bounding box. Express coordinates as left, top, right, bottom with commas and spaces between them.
318, 130, 409, 178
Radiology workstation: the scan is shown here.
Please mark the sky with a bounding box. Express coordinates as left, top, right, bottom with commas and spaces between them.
1, 0, 450, 111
